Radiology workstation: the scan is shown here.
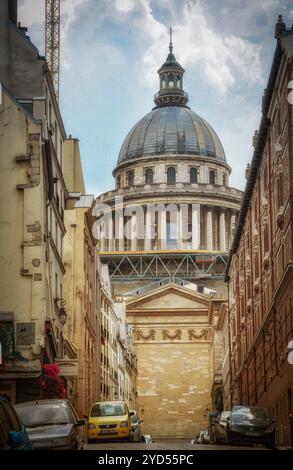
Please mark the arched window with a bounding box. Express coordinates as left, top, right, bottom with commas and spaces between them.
127, 170, 134, 187
116, 175, 121, 189
167, 167, 176, 184
161, 74, 166, 89
168, 73, 174, 87
223, 173, 227, 186
145, 168, 153, 185
177, 75, 181, 88
190, 167, 198, 183
209, 170, 215, 185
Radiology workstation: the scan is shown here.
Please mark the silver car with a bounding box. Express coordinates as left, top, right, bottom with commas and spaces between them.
15, 399, 85, 450
129, 410, 144, 442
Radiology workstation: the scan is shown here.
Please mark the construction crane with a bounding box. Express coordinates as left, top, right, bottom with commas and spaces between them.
45, 0, 60, 101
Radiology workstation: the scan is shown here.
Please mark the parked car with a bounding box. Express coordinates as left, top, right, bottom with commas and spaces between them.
86, 401, 134, 443
0, 395, 32, 450
211, 411, 231, 444
226, 406, 275, 448
129, 410, 144, 442
15, 399, 85, 450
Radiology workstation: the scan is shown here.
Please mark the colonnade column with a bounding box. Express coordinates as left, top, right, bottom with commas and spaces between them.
191, 204, 200, 250
177, 205, 183, 250
100, 222, 106, 251
230, 211, 237, 249
144, 207, 152, 251
206, 207, 213, 251
219, 209, 226, 252
107, 213, 114, 251
159, 207, 166, 250
131, 213, 137, 251
115, 211, 124, 251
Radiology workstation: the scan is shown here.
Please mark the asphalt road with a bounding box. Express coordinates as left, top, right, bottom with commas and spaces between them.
84, 438, 265, 451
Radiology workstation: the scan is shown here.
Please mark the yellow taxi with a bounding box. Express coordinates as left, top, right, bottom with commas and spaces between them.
86, 401, 133, 442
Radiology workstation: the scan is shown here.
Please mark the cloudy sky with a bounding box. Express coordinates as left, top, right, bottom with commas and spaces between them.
18, 0, 293, 195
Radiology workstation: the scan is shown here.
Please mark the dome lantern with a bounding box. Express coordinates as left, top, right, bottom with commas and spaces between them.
154, 27, 189, 108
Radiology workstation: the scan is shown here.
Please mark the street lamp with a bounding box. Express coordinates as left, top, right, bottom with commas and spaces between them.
54, 298, 67, 325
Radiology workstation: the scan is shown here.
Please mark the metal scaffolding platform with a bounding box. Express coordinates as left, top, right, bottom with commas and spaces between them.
100, 250, 228, 282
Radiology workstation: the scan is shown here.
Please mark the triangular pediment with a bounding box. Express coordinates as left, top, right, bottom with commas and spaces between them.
126, 283, 209, 311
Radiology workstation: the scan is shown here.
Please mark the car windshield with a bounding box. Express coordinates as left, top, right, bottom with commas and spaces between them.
231, 406, 271, 423
16, 403, 71, 427
91, 403, 126, 417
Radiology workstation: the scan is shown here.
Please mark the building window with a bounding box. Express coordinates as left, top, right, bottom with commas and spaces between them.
60, 138, 63, 169
127, 171, 134, 187
145, 168, 153, 185
55, 273, 58, 299
277, 173, 284, 209
116, 175, 121, 189
167, 167, 176, 184
223, 173, 227, 186
49, 101, 52, 127
190, 167, 198, 183
168, 73, 174, 87
209, 170, 215, 184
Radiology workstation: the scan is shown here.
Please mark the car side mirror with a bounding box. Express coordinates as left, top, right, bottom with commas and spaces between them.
129, 411, 135, 417
77, 419, 85, 426
8, 431, 25, 448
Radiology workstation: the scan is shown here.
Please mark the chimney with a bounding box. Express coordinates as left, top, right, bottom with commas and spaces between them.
8, 0, 17, 25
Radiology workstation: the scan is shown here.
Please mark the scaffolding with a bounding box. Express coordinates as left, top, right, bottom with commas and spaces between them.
100, 250, 228, 282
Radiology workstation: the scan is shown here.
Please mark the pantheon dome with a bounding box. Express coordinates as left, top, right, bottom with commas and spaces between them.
117, 106, 226, 165
98, 35, 242, 288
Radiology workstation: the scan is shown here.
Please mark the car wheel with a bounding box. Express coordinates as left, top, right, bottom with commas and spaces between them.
87, 438, 96, 444
265, 439, 275, 449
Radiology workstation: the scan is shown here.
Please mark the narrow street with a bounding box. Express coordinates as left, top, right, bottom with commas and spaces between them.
85, 438, 264, 451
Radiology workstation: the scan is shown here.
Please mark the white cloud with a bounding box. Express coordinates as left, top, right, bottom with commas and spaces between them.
139, 1, 263, 94
115, 0, 136, 13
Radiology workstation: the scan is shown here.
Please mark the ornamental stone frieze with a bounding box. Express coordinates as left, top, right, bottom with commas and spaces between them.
133, 328, 211, 342
134, 329, 156, 341
162, 329, 182, 340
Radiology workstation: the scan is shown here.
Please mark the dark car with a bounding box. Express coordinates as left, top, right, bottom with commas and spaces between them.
212, 411, 231, 444
129, 410, 144, 442
15, 399, 85, 450
0, 395, 32, 450
226, 406, 275, 448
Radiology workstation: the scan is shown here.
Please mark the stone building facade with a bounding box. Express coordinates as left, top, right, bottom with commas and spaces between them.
225, 17, 293, 447
63, 186, 100, 417
126, 284, 225, 437
0, 0, 70, 399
